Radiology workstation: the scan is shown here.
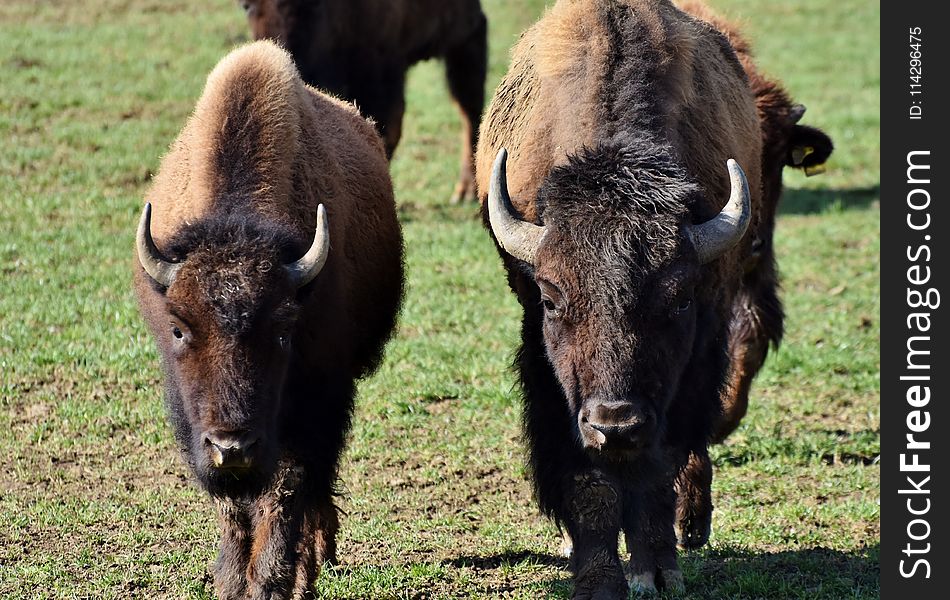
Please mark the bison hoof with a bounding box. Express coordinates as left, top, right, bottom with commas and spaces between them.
629, 571, 657, 595
629, 568, 685, 596
573, 554, 627, 600
573, 579, 629, 600
659, 568, 685, 594
560, 533, 574, 558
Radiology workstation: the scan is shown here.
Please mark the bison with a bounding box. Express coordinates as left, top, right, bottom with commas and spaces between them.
133, 41, 403, 599
239, 0, 488, 203
473, 0, 830, 595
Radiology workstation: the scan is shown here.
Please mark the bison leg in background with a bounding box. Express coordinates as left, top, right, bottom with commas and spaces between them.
713, 245, 784, 443
444, 15, 487, 204
623, 473, 683, 595
672, 448, 712, 550
562, 470, 628, 600
288, 497, 339, 599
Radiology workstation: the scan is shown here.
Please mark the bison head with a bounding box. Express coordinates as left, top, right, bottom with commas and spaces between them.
238, 1, 287, 43
136, 204, 329, 496
488, 145, 750, 462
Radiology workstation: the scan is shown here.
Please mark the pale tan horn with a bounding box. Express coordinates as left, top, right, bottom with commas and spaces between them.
487, 148, 546, 265
284, 203, 330, 288
687, 159, 752, 264
136, 203, 181, 287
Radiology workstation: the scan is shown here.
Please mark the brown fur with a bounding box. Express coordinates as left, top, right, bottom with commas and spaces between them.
134, 41, 403, 599
476, 1, 766, 595
241, 0, 487, 202
477, 4, 833, 594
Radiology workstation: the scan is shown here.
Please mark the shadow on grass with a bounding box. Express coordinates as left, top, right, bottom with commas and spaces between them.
682, 544, 880, 599
442, 549, 568, 570
441, 544, 878, 599
440, 551, 572, 597
778, 186, 879, 215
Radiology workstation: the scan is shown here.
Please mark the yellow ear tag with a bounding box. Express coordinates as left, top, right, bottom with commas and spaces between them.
804, 162, 826, 177
791, 145, 815, 166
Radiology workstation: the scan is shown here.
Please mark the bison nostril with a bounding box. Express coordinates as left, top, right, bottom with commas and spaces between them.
202, 431, 259, 469
580, 409, 591, 425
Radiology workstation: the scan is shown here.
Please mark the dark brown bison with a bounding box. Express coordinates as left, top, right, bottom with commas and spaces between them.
239, 0, 487, 203
475, 0, 792, 595
133, 41, 403, 599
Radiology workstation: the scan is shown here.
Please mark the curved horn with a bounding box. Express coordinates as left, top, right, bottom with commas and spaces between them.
285, 203, 330, 288
789, 103, 806, 124
487, 148, 546, 265
136, 203, 181, 287
687, 159, 752, 264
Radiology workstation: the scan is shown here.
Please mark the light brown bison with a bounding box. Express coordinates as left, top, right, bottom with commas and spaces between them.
675, 0, 834, 445
475, 0, 788, 595
133, 41, 403, 599
239, 0, 487, 203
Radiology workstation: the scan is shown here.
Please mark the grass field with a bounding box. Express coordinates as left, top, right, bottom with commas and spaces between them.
0, 0, 879, 598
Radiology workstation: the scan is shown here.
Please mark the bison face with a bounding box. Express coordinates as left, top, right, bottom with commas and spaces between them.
136, 205, 329, 497
159, 282, 296, 497
487, 146, 751, 462
535, 255, 702, 460
239, 1, 286, 44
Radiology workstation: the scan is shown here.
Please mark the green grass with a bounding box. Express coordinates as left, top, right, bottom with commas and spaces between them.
0, 0, 879, 598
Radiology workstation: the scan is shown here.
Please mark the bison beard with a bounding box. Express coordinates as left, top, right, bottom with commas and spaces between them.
134, 42, 403, 599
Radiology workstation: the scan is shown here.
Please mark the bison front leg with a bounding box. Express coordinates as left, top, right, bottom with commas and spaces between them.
245, 466, 330, 600
563, 470, 627, 600
673, 448, 713, 550
623, 476, 683, 595
212, 498, 253, 600
286, 498, 339, 599
444, 14, 487, 204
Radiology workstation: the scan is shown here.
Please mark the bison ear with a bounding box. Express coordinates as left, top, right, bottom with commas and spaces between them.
786, 125, 834, 177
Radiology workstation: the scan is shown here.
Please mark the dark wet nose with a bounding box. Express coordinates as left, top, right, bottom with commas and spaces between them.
202, 430, 260, 470
579, 401, 653, 452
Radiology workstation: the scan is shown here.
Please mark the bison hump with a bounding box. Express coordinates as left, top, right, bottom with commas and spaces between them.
189, 40, 305, 205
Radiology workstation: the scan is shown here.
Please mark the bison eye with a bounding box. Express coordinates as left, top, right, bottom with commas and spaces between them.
674, 299, 692, 314
278, 334, 290, 349
537, 279, 565, 318
540, 295, 564, 318
169, 320, 191, 345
